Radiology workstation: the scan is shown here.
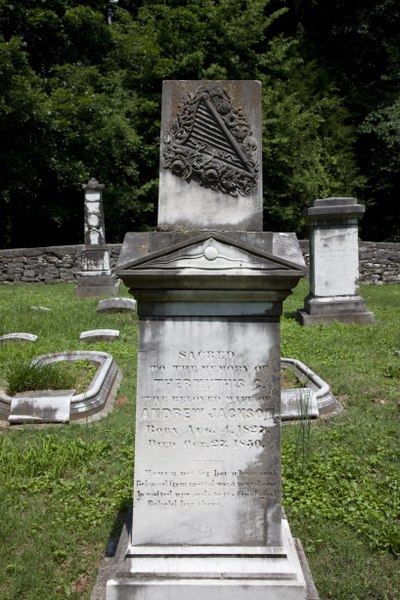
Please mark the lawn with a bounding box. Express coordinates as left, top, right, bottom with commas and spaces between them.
0, 281, 399, 600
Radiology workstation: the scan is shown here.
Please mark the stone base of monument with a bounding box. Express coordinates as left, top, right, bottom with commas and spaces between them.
75, 274, 120, 298
96, 515, 316, 600
297, 294, 375, 325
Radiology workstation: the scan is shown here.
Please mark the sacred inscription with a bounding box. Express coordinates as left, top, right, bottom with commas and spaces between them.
162, 84, 259, 197
131, 319, 282, 546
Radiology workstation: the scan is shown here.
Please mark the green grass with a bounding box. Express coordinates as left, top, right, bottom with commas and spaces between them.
282, 282, 400, 600
0, 283, 137, 599
0, 281, 399, 599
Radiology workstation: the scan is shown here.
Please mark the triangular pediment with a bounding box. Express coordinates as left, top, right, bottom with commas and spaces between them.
117, 233, 305, 275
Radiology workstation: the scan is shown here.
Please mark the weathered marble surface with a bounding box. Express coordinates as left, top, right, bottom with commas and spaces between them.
105, 78, 310, 600
0, 332, 37, 344
76, 178, 119, 298
9, 390, 73, 424
132, 318, 282, 547
80, 329, 120, 342
96, 298, 137, 313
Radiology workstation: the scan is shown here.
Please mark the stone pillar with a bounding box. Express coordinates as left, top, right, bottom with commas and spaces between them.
297, 197, 374, 325
75, 178, 119, 298
104, 81, 312, 600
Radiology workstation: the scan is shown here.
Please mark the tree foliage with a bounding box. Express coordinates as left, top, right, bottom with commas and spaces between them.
286, 0, 400, 240
0, 0, 398, 247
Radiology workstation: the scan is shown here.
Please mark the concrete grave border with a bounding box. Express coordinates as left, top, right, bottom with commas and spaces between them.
80, 329, 120, 343
0, 350, 121, 423
281, 357, 341, 417
0, 332, 38, 344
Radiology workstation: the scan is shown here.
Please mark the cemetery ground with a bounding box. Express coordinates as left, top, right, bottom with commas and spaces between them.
0, 281, 399, 600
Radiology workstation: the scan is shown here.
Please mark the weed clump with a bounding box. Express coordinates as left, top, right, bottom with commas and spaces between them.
6, 360, 95, 395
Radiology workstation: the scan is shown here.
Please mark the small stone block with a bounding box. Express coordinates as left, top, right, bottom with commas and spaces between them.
96, 297, 137, 313
0, 333, 38, 344
9, 390, 74, 424
297, 309, 375, 326
31, 306, 52, 312
281, 389, 319, 420
75, 277, 120, 298
80, 329, 120, 342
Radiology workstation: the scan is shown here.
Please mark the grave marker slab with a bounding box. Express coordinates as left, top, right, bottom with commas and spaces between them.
80, 329, 120, 343
0, 333, 38, 344
96, 298, 137, 313
9, 390, 73, 424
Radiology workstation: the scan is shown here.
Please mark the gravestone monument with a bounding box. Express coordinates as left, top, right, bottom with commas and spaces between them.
75, 178, 119, 297
297, 197, 375, 325
106, 80, 310, 600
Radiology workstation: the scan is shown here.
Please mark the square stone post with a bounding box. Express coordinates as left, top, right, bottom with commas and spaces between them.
297, 197, 374, 325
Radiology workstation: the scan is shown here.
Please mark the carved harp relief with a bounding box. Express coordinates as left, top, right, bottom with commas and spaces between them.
162, 85, 259, 197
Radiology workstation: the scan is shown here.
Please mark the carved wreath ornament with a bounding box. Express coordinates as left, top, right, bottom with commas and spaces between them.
162, 85, 259, 197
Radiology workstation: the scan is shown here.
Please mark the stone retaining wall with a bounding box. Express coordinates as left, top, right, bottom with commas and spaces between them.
0, 241, 399, 284
297, 240, 400, 284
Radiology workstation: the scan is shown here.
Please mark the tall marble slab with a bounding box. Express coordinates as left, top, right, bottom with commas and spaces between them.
158, 80, 262, 231
75, 178, 119, 298
297, 197, 374, 325
106, 81, 310, 600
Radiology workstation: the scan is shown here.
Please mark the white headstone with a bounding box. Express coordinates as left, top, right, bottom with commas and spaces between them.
105, 80, 311, 600
96, 298, 137, 313
298, 197, 375, 325
80, 329, 120, 342
75, 178, 120, 298
0, 333, 38, 344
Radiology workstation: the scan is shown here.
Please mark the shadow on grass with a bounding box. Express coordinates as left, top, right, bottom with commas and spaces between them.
283, 310, 300, 320
91, 504, 133, 596
105, 503, 132, 557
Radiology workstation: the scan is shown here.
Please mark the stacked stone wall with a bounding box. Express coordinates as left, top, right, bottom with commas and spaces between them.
297, 240, 400, 284
0, 242, 399, 284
